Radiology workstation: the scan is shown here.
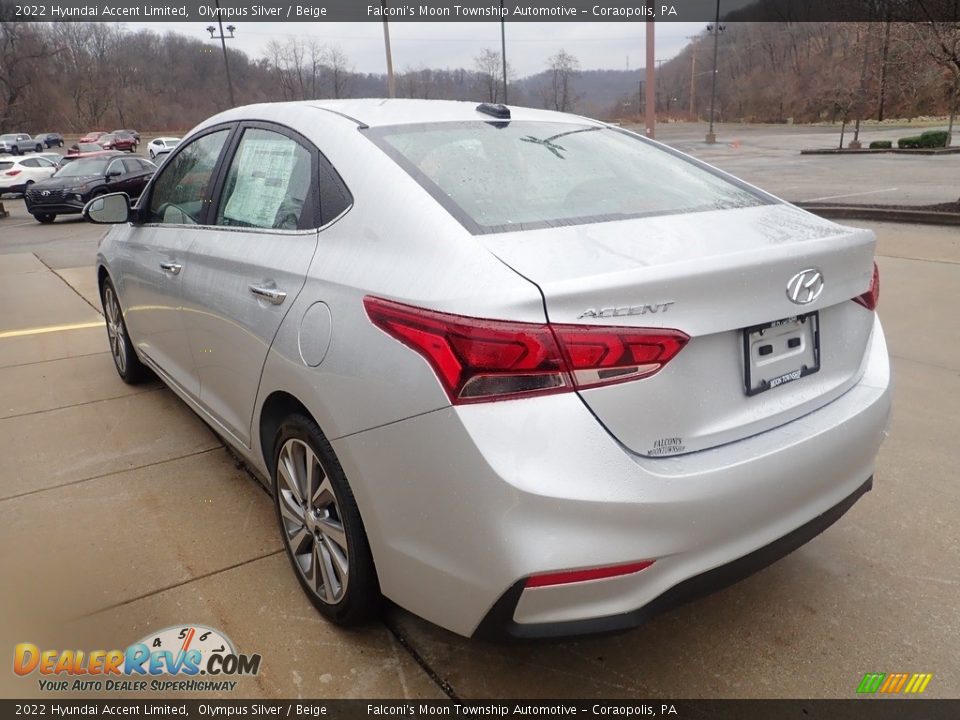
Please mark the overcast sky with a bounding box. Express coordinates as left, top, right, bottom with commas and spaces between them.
121, 21, 705, 76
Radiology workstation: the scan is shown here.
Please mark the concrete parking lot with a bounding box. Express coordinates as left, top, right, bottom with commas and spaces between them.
0, 195, 957, 699
634, 122, 960, 207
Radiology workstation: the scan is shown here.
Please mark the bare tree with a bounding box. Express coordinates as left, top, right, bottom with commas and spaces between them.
325, 45, 353, 99
0, 17, 55, 129
543, 49, 581, 112
474, 48, 503, 102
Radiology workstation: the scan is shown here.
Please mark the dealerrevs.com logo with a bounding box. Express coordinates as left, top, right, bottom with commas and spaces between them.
13, 625, 261, 693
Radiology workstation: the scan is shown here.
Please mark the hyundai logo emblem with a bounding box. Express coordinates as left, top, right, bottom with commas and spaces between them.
41, 190, 50, 196
786, 269, 824, 305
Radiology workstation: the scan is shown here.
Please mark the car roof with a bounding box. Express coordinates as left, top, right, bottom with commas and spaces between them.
208, 99, 606, 130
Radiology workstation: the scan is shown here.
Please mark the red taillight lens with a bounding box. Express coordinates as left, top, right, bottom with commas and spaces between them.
525, 560, 655, 588
853, 261, 880, 311
364, 296, 688, 404
5, 169, 21, 176
553, 325, 688, 389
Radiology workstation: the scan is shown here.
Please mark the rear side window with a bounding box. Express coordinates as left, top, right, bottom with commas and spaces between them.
214, 127, 315, 230
147, 129, 230, 225
368, 121, 767, 234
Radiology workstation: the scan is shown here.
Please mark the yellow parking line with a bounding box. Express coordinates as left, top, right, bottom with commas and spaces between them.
0, 320, 104, 339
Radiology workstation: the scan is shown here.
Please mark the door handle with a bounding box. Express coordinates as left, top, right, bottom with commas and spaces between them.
249, 284, 287, 305
159, 262, 182, 275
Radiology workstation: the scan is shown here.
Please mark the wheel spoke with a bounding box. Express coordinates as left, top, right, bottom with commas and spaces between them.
278, 451, 303, 506
324, 533, 349, 583
279, 490, 304, 527
317, 516, 347, 552
313, 477, 336, 511
316, 541, 337, 603
304, 450, 320, 509
287, 525, 311, 556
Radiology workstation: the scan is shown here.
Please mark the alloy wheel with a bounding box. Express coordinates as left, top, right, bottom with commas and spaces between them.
277, 438, 349, 604
103, 285, 126, 374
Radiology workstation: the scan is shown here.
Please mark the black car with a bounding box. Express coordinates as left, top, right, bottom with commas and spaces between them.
37, 133, 64, 148
25, 153, 156, 224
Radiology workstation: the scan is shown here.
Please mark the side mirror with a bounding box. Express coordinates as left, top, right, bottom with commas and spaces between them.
106, 168, 122, 178
84, 192, 130, 224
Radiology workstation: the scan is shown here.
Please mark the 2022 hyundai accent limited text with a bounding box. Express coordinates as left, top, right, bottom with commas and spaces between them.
89, 99, 891, 640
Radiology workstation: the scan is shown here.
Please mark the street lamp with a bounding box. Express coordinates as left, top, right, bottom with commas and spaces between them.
705, 0, 725, 144
500, 0, 507, 103
206, 0, 236, 108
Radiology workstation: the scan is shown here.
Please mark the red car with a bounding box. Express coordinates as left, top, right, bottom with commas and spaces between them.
78, 131, 106, 143
98, 132, 138, 152
59, 148, 116, 165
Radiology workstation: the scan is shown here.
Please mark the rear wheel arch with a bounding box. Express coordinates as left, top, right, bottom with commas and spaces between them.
259, 391, 314, 481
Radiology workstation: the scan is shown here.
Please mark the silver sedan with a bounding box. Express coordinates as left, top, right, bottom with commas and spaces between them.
88, 99, 890, 640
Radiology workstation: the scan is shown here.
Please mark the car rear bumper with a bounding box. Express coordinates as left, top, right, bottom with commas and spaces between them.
332, 316, 891, 639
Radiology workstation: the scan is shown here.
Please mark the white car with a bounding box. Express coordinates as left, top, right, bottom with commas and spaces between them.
0, 155, 58, 195
147, 137, 180, 160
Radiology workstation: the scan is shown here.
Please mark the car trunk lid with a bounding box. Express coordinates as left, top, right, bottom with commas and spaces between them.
479, 203, 877, 456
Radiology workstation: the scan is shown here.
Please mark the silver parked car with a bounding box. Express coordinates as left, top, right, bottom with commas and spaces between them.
89, 99, 890, 640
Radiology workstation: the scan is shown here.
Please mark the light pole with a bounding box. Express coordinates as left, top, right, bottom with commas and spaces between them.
381, 0, 396, 98
500, 0, 508, 103
206, 0, 236, 108
705, 0, 724, 144
644, 1, 655, 138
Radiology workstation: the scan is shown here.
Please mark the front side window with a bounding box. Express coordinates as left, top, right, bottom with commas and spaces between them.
368, 121, 768, 234
147, 129, 230, 225
215, 128, 314, 230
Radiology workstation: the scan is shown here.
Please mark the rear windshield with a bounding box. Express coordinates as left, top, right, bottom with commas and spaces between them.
0, 162, 13, 171
367, 121, 768, 234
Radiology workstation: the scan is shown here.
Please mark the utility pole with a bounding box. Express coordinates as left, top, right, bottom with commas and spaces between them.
382, 0, 396, 98
706, 0, 722, 143
500, 0, 508, 103
644, 2, 655, 138
206, 0, 236, 108
690, 50, 696, 118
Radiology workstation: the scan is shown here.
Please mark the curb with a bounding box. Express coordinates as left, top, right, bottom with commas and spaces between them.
800, 147, 960, 155
797, 204, 960, 226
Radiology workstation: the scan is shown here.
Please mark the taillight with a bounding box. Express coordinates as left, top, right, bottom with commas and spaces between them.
5, 170, 21, 176
853, 261, 880, 311
363, 296, 688, 404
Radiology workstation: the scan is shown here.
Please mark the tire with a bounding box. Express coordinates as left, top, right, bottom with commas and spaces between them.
35, 144, 42, 153
100, 277, 150, 384
149, 150, 155, 159
11, 146, 19, 156
273, 414, 380, 626
33, 213, 56, 224
59, 141, 64, 148
22, 180, 33, 197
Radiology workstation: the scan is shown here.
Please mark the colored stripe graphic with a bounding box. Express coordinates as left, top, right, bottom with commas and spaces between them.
857, 673, 885, 694
858, 672, 932, 694
904, 674, 933, 694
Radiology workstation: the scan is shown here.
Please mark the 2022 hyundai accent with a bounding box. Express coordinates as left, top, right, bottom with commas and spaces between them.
88, 99, 890, 640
